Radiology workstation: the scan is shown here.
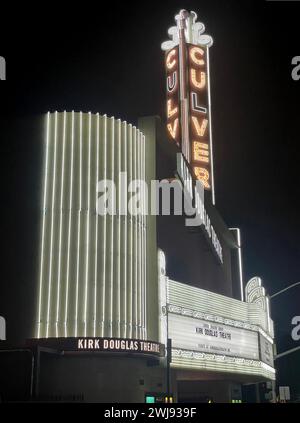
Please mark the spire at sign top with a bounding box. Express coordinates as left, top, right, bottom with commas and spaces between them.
161, 10, 213, 51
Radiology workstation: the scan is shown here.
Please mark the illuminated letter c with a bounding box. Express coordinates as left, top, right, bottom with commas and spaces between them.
166, 49, 177, 70
190, 47, 205, 66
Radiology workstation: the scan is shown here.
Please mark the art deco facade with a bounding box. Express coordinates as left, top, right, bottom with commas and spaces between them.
36, 112, 157, 340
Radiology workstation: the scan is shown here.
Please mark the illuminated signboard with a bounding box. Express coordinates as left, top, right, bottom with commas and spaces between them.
166, 280, 275, 379
259, 333, 274, 367
168, 313, 259, 360
162, 10, 215, 199
27, 337, 164, 358
165, 47, 181, 147
188, 44, 211, 189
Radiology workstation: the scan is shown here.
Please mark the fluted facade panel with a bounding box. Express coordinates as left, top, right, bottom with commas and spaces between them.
36, 112, 147, 339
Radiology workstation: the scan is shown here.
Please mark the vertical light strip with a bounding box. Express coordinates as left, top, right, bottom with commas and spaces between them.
94, 113, 99, 337
177, 18, 190, 163
137, 131, 140, 338
138, 131, 142, 338
37, 112, 50, 338
75, 112, 83, 337
134, 128, 138, 337
46, 111, 58, 338
64, 111, 75, 337
142, 134, 147, 339
139, 131, 144, 339
266, 296, 271, 334
229, 227, 244, 302
123, 122, 127, 338
236, 229, 244, 302
129, 125, 133, 339
140, 130, 143, 339
84, 112, 92, 337
140, 131, 144, 339
56, 111, 67, 337
237, 230, 245, 302
207, 47, 216, 205
117, 120, 121, 338
141, 134, 145, 339
110, 119, 115, 337
101, 116, 107, 337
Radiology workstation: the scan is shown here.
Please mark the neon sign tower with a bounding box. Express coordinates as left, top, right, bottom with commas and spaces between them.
162, 10, 215, 203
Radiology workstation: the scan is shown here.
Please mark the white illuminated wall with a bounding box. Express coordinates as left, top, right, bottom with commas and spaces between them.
36, 111, 150, 339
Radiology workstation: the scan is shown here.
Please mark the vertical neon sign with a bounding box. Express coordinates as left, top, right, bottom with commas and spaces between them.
165, 47, 180, 146
162, 10, 215, 203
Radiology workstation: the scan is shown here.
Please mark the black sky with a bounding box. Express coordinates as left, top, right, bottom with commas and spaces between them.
0, 0, 299, 351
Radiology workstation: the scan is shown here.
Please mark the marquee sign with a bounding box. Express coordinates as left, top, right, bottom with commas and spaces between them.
166, 280, 275, 378
259, 333, 274, 367
162, 10, 215, 201
27, 337, 165, 358
168, 312, 260, 361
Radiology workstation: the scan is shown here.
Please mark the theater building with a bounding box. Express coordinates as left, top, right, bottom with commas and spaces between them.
0, 10, 275, 403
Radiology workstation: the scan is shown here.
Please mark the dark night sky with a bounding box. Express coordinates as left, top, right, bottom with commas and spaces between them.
0, 0, 299, 353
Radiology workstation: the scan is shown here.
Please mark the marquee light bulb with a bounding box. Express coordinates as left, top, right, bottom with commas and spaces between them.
166, 49, 177, 70
167, 118, 179, 139
167, 72, 177, 93
194, 166, 210, 189
167, 99, 178, 118
193, 141, 209, 163
190, 46, 205, 66
191, 69, 206, 89
191, 116, 208, 137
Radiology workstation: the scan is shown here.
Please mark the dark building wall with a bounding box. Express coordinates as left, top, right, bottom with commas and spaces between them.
0, 116, 44, 345
157, 213, 233, 297
0, 350, 33, 401
38, 354, 166, 403
177, 380, 232, 403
